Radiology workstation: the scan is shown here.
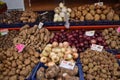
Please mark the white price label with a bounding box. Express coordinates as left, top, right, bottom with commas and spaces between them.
85, 31, 95, 36
91, 44, 103, 52
64, 13, 70, 29
59, 60, 75, 70
95, 2, 104, 6
38, 22, 44, 29
0, 29, 9, 36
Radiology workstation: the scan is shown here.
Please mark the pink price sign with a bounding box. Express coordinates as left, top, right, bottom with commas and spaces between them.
15, 44, 25, 53
117, 27, 120, 33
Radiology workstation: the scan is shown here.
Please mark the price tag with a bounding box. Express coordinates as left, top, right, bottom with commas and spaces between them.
0, 29, 9, 36
15, 44, 25, 53
117, 27, 120, 33
85, 31, 95, 36
64, 13, 70, 29
95, 2, 104, 6
59, 60, 75, 70
38, 22, 44, 29
91, 44, 103, 52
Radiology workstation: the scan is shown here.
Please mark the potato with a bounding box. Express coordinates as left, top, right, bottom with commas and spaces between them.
85, 13, 94, 20
107, 10, 114, 21
94, 14, 100, 21
113, 14, 120, 21
100, 14, 106, 20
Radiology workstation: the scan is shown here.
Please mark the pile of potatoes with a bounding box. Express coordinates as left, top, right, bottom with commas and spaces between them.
40, 42, 78, 67
70, 4, 120, 21
0, 46, 41, 80
0, 11, 23, 24
0, 30, 19, 50
80, 49, 120, 80
13, 25, 54, 51
37, 65, 79, 80
113, 4, 120, 15
102, 28, 120, 50
20, 11, 38, 23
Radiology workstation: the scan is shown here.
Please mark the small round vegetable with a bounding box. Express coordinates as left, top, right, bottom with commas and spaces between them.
47, 62, 55, 67
40, 57, 47, 63
52, 42, 59, 47
72, 53, 79, 59
63, 42, 69, 48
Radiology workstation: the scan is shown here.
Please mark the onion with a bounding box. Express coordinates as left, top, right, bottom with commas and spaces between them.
64, 54, 73, 60
59, 43, 63, 48
52, 42, 58, 47
72, 53, 79, 59
63, 42, 69, 47
47, 62, 55, 67
91, 39, 97, 44
72, 47, 77, 52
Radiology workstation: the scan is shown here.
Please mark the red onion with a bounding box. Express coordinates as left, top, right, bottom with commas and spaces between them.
49, 29, 108, 52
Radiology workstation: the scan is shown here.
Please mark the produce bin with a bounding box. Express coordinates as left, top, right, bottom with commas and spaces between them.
27, 62, 82, 80
78, 50, 120, 80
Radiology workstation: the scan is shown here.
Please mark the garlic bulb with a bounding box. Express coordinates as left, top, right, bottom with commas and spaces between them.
59, 2, 64, 8
67, 8, 72, 13
60, 12, 65, 17
62, 7, 67, 13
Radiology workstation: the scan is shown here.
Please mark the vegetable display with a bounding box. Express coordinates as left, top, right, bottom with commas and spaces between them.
70, 4, 120, 21
0, 30, 19, 50
0, 46, 40, 80
80, 49, 120, 80
102, 28, 120, 50
53, 2, 72, 22
13, 25, 54, 51
0, 11, 23, 24
50, 29, 108, 52
20, 11, 38, 23
40, 42, 78, 67
37, 65, 79, 80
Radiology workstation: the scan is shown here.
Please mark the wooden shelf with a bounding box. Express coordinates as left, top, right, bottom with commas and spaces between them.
24, 0, 119, 11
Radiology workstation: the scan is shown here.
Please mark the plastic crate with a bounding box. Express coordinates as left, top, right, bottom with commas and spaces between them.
27, 62, 82, 80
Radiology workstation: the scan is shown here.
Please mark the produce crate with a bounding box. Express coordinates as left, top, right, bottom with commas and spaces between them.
27, 62, 82, 80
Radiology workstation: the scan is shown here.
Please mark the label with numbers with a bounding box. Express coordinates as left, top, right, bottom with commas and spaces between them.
95, 2, 104, 6
59, 60, 75, 70
91, 44, 103, 52
15, 44, 25, 53
38, 22, 44, 29
0, 29, 9, 36
85, 31, 95, 36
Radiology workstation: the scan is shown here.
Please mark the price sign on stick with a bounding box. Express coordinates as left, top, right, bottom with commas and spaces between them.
64, 12, 70, 29
60, 60, 75, 70
38, 22, 44, 29
91, 44, 103, 52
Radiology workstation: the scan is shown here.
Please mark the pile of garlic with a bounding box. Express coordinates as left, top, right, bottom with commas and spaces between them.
40, 42, 78, 67
53, 2, 72, 22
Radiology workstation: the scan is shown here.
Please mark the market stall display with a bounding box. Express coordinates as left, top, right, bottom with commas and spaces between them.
40, 42, 78, 67
49, 29, 108, 52
0, 0, 120, 80
0, 46, 40, 80
102, 28, 120, 50
0, 11, 23, 24
70, 4, 120, 22
13, 24, 54, 51
80, 49, 120, 80
20, 11, 38, 23
0, 30, 19, 50
36, 64, 79, 80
